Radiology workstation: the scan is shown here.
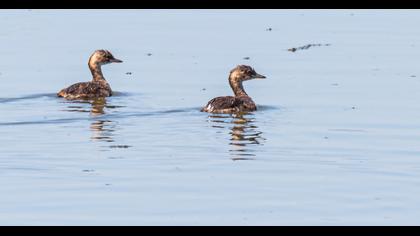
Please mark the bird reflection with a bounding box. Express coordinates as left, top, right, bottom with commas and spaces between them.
63, 97, 119, 143
89, 98, 117, 142
207, 113, 265, 161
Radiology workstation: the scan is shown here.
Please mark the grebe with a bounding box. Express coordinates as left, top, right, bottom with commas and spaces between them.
57, 50, 123, 100
201, 65, 266, 113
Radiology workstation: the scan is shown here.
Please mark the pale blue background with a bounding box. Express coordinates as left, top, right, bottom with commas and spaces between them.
0, 10, 419, 225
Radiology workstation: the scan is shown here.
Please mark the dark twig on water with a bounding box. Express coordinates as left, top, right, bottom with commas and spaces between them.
288, 43, 331, 52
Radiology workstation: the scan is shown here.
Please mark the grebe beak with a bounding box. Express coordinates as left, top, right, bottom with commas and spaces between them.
253, 73, 266, 79
110, 58, 123, 63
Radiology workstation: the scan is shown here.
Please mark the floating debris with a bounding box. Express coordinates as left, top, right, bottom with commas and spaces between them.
202, 88, 206, 91
126, 72, 132, 75
109, 145, 131, 149
288, 43, 331, 52
82, 169, 95, 172
243, 57, 250, 60
410, 75, 416, 78
231, 157, 255, 161
146, 53, 152, 56
351, 106, 356, 110
266, 28, 272, 31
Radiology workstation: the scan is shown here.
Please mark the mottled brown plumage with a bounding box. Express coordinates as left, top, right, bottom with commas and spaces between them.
57, 50, 122, 100
201, 65, 266, 114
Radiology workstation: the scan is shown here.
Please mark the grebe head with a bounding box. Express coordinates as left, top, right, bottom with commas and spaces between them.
89, 49, 123, 66
229, 65, 266, 82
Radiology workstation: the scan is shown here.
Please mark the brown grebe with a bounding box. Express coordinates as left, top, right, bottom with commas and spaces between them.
57, 50, 123, 100
201, 65, 266, 114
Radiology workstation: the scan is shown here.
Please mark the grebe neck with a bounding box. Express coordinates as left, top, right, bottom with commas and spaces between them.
229, 77, 248, 97
89, 61, 106, 82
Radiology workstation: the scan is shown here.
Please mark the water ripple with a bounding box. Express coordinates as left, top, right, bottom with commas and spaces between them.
0, 107, 201, 127
0, 93, 56, 103
0, 91, 134, 104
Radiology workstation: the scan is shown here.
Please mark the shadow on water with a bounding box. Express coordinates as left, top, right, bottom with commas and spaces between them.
207, 112, 266, 161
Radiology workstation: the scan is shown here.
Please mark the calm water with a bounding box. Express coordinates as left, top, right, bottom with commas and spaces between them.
1, 10, 420, 225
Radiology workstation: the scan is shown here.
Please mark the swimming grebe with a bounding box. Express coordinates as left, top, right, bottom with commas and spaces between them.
57, 50, 123, 100
201, 65, 266, 113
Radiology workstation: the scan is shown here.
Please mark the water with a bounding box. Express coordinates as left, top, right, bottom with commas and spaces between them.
1, 9, 420, 225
